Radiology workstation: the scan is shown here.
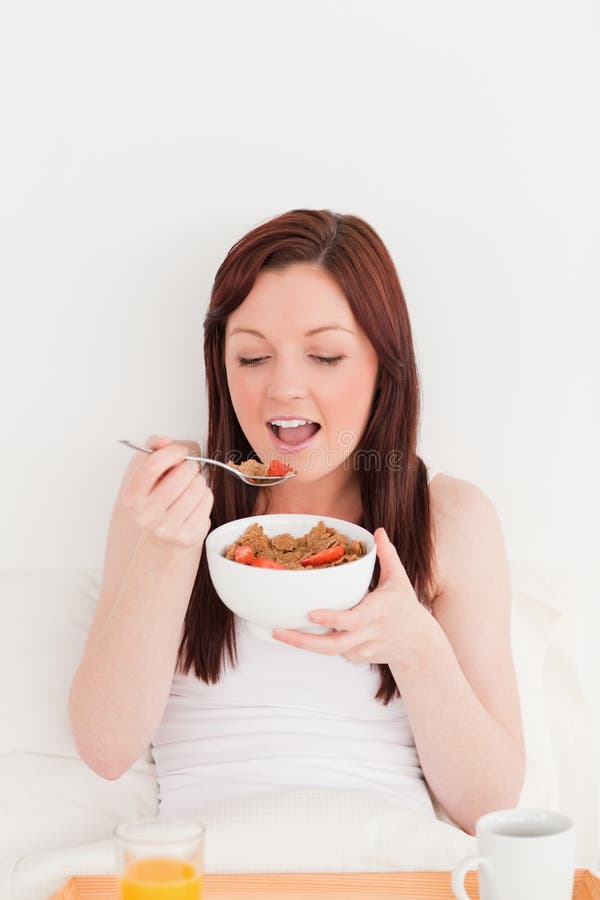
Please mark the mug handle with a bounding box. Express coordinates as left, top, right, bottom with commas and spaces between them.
451, 854, 490, 900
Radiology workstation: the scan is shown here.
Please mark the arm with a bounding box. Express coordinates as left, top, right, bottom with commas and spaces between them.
390, 477, 526, 834
68, 437, 211, 780
271, 476, 525, 835
69, 534, 202, 780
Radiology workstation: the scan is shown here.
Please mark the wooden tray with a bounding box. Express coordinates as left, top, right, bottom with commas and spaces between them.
51, 867, 600, 899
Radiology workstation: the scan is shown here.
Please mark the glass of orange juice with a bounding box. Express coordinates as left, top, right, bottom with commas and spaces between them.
114, 817, 205, 900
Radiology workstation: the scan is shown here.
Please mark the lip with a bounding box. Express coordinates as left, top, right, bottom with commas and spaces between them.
267, 421, 321, 453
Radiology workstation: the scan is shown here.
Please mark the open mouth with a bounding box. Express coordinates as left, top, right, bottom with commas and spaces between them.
267, 420, 321, 447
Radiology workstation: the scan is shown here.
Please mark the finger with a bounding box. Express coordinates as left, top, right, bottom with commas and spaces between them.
162, 438, 202, 470
162, 474, 213, 528
272, 624, 376, 656
154, 477, 214, 543
182, 480, 214, 520
307, 596, 370, 631
143, 460, 204, 521
374, 527, 409, 586
130, 441, 193, 499
122, 434, 171, 491
176, 496, 213, 546
156, 440, 203, 489
146, 434, 172, 450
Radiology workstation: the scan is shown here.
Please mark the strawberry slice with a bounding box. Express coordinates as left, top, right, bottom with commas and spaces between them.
250, 556, 287, 569
234, 544, 254, 565
300, 544, 345, 567
267, 459, 294, 477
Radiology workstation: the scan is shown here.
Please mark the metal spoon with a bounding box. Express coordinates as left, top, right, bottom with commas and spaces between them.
118, 439, 297, 486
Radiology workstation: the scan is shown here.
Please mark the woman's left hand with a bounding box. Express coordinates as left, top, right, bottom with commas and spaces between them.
272, 527, 439, 668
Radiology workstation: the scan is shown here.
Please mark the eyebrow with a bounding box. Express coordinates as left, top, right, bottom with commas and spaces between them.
228, 325, 354, 339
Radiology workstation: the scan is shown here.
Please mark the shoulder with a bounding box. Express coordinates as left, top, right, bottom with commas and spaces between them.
429, 472, 496, 525
428, 474, 508, 605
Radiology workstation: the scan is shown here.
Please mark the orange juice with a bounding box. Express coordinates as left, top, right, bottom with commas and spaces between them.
120, 857, 202, 900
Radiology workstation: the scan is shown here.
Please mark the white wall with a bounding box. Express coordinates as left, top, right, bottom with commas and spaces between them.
1, 1, 598, 601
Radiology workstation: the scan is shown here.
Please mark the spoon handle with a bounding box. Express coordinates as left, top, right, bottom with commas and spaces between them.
117, 439, 286, 480
118, 438, 216, 465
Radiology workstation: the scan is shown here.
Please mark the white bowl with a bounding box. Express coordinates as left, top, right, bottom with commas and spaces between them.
205, 514, 377, 643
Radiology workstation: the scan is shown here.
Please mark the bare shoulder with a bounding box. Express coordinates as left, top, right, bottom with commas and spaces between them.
428, 473, 507, 604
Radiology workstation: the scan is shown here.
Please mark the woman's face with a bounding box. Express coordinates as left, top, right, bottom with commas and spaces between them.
224, 263, 379, 482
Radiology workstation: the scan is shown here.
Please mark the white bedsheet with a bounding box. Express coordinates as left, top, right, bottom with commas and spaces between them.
7, 789, 477, 900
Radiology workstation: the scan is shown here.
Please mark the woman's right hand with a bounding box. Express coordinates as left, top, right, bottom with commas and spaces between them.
120, 434, 214, 551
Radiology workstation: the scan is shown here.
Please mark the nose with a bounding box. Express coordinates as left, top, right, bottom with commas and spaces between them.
265, 358, 308, 404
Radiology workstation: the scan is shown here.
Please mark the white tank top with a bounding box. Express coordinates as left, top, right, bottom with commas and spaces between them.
151, 467, 441, 819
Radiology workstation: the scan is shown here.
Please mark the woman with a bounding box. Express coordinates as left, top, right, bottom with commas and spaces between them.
69, 209, 525, 835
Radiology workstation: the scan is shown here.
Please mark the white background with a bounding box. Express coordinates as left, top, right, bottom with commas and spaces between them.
1, 2, 598, 599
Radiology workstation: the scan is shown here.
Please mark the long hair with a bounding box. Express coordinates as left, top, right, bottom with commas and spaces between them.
177, 209, 436, 704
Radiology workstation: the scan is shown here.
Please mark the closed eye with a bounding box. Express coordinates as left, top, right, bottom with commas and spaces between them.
237, 356, 344, 367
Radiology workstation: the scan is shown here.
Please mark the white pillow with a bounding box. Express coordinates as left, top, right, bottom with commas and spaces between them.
510, 584, 563, 809
0, 568, 158, 868
508, 566, 599, 866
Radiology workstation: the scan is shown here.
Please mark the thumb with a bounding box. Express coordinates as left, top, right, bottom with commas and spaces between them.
374, 527, 406, 585
146, 434, 171, 450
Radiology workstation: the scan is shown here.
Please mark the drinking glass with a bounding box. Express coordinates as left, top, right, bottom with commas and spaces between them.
114, 817, 205, 899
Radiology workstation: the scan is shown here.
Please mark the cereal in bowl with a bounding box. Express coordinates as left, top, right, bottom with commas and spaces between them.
224, 520, 366, 570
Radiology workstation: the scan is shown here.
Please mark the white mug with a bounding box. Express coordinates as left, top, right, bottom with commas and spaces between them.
451, 808, 574, 900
